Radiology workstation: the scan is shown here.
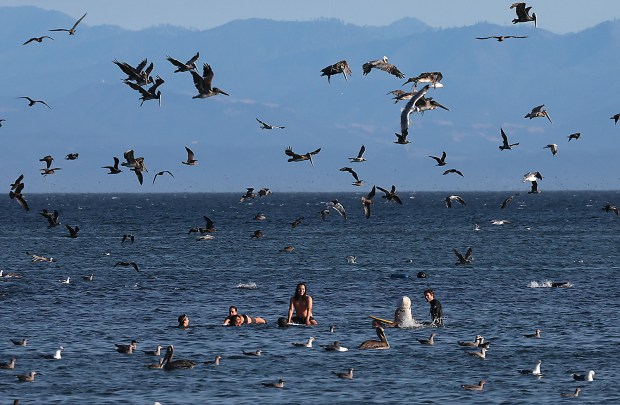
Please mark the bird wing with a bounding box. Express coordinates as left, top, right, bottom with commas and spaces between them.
357, 144, 366, 158
465, 247, 473, 260
453, 249, 466, 262
185, 146, 195, 161
23, 38, 37, 45
191, 70, 206, 93
113, 60, 140, 80
133, 169, 144, 185
455, 196, 466, 205
202, 63, 214, 89
367, 185, 376, 200
501, 128, 508, 144
392, 194, 403, 205
309, 148, 321, 156
476, 37, 493, 40
130, 262, 140, 272
166, 56, 186, 69
284, 147, 299, 158
256, 118, 269, 128
71, 12, 87, 31
187, 51, 200, 65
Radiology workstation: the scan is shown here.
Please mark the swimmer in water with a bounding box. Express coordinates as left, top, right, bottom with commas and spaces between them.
286, 283, 318, 325
223, 306, 266, 326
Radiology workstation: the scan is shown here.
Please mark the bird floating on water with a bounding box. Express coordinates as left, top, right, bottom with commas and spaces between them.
41, 347, 63, 360
418, 333, 437, 345
333, 368, 354, 379
15, 371, 36, 383
458, 335, 484, 347
292, 337, 315, 348
461, 380, 486, 391
115, 340, 138, 354
519, 359, 543, 376
162, 345, 197, 370
0, 357, 15, 369
560, 388, 582, 397
467, 347, 487, 359
11, 338, 27, 346
524, 329, 542, 338
571, 370, 595, 382
242, 349, 262, 356
359, 326, 389, 350
262, 379, 285, 388
321, 341, 348, 352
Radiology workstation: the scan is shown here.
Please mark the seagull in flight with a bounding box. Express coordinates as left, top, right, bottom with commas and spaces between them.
348, 145, 367, 162
152, 170, 174, 184
49, 12, 87, 35
523, 171, 543, 194
19, 96, 51, 108
256, 118, 285, 130
23, 36, 54, 45
499, 128, 519, 150
443, 169, 464, 177
429, 151, 447, 166
361, 185, 376, 219
567, 132, 581, 141
476, 35, 528, 41
339, 167, 364, 186
182, 146, 198, 165
543, 144, 558, 156
500, 193, 519, 209
444, 195, 466, 208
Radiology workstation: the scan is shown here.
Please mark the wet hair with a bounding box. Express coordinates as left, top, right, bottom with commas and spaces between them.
423, 289, 434, 297
294, 282, 307, 299
229, 306, 238, 313
232, 314, 244, 326
417, 271, 427, 278
178, 314, 189, 326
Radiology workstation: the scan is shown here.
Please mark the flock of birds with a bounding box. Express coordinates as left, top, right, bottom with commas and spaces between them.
1, 2, 613, 401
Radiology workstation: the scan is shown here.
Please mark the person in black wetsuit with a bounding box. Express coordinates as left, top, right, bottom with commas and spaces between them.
424, 289, 443, 326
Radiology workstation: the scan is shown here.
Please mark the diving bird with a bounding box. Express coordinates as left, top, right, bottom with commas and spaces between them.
602, 204, 620, 215
339, 167, 364, 186
126, 75, 164, 106
443, 169, 463, 177
399, 84, 431, 137
191, 63, 229, 98
377, 185, 403, 205
284, 146, 321, 166
65, 153, 79, 160
525, 105, 552, 123
166, 52, 199, 73
611, 113, 620, 124
560, 388, 582, 397
102, 157, 122, 174
333, 368, 354, 379
256, 118, 285, 130
544, 144, 558, 156
524, 329, 542, 338
65, 224, 79, 238
476, 35, 528, 41
418, 333, 437, 345
461, 381, 487, 391
454, 247, 473, 265
114, 261, 140, 272
162, 345, 197, 370
500, 193, 519, 209
519, 359, 543, 376
444, 195, 466, 208
402, 72, 443, 88
182, 146, 198, 165
49, 12, 87, 35
361, 185, 376, 219
499, 128, 519, 150
152, 170, 174, 184
359, 325, 390, 349
511, 2, 537, 27
9, 182, 29, 211
348, 145, 367, 162
262, 379, 285, 388
567, 132, 581, 141
572, 370, 595, 382
362, 56, 404, 79
18, 96, 50, 108
23, 36, 54, 45
321, 60, 352, 83
429, 151, 447, 166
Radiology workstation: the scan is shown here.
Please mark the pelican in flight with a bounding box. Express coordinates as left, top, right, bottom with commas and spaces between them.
18, 96, 51, 109
400, 84, 431, 137
544, 144, 558, 156
23, 36, 54, 45
126, 76, 164, 106
256, 118, 285, 130
525, 105, 551, 122
284, 146, 321, 166
511, 3, 537, 27
476, 35, 527, 41
454, 247, 473, 265
166, 52, 199, 73
348, 145, 366, 162
429, 151, 447, 166
113, 58, 154, 86
402, 72, 443, 88
191, 63, 229, 98
321, 60, 352, 83
362, 56, 404, 79
182, 146, 198, 165
358, 325, 390, 350
50, 12, 87, 35
499, 128, 519, 150
339, 167, 364, 186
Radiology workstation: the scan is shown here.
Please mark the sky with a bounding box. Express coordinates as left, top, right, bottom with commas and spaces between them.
2, 0, 620, 34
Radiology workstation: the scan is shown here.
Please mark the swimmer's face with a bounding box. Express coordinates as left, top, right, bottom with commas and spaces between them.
296, 284, 306, 296
232, 315, 243, 326
229, 307, 238, 316
424, 292, 434, 302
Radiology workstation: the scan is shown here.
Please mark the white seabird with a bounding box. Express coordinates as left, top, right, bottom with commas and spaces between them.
572, 370, 595, 382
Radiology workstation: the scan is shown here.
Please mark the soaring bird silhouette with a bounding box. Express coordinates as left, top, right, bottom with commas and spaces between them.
499, 128, 519, 150
49, 12, 87, 35
443, 169, 464, 177
114, 261, 140, 272
166, 52, 199, 73
126, 76, 164, 106
284, 147, 321, 166
362, 56, 404, 79
339, 167, 364, 186
152, 170, 174, 184
453, 247, 473, 265
348, 145, 367, 162
23, 36, 54, 45
611, 113, 620, 124
567, 132, 581, 141
19, 96, 51, 108
377, 185, 403, 205
321, 60, 352, 83
476, 35, 527, 41
511, 3, 537, 27
65, 153, 79, 160
256, 118, 285, 130
429, 151, 447, 166
191, 63, 229, 98
102, 157, 122, 174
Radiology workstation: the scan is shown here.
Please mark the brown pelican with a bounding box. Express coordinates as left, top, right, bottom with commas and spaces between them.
65, 224, 79, 238
500, 193, 519, 209
50, 12, 87, 35
23, 36, 54, 45
11, 338, 27, 346
321, 60, 352, 83
147, 357, 165, 369
389, 89, 414, 103
511, 3, 537, 27
377, 185, 403, 205
65, 153, 79, 160
256, 118, 285, 130
115, 340, 138, 354
39, 209, 60, 227
166, 52, 199, 73
113, 59, 154, 86
126, 76, 164, 106
102, 157, 122, 174
567, 132, 581, 141
191, 63, 229, 98
0, 357, 15, 369
524, 329, 542, 338
10, 182, 29, 211
429, 151, 447, 166
603, 204, 620, 215
476, 35, 528, 41
333, 368, 354, 379
182, 146, 198, 165
359, 326, 390, 350
114, 261, 139, 272
121, 234, 134, 244
572, 370, 595, 382
284, 146, 321, 166
403, 72, 443, 88
152, 170, 173, 184
461, 381, 487, 391
340, 167, 364, 186
458, 336, 484, 347
560, 388, 582, 397
362, 56, 404, 79
39, 155, 54, 168
418, 333, 437, 345
454, 247, 473, 265
417, 96, 450, 113
203, 216, 216, 232
444, 195, 465, 208
443, 168, 463, 177
18, 96, 51, 109
400, 84, 431, 137
525, 105, 551, 123
544, 144, 558, 156
523, 171, 543, 194
499, 128, 519, 150
240, 187, 256, 202
292, 337, 315, 348
611, 113, 620, 124
321, 341, 348, 351
262, 379, 285, 388
163, 345, 197, 370
348, 145, 366, 162
361, 185, 376, 219
15, 371, 36, 382
519, 359, 543, 375
10, 174, 23, 190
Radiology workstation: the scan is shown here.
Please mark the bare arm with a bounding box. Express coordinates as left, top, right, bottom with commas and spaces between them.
306, 296, 313, 325
286, 297, 294, 323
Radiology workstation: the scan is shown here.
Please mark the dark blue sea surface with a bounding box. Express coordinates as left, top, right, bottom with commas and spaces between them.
1, 191, 620, 404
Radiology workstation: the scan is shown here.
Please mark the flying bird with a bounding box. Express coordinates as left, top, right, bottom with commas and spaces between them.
10, 182, 29, 211
443, 169, 464, 177
0, 118, 5, 127
49, 12, 87, 35
327, 200, 347, 219
429, 151, 447, 166
362, 56, 405, 79
125, 75, 164, 106
18, 96, 51, 108
39, 155, 54, 169
191, 63, 229, 98
377, 185, 403, 205
239, 188, 256, 203
290, 217, 304, 228
65, 224, 79, 238
256, 118, 285, 130
476, 35, 528, 41
394, 132, 411, 145
152, 170, 174, 184
567, 132, 581, 141
339, 167, 364, 186
402, 72, 443, 88
23, 36, 54, 45
321, 60, 352, 83
525, 105, 552, 123
348, 145, 367, 162
166, 52, 199, 73
511, 2, 537, 27
113, 58, 154, 86
258, 187, 271, 197
523, 171, 543, 194
499, 128, 519, 150
284, 147, 321, 166
444, 195, 466, 208
114, 261, 140, 272
453, 247, 473, 265
65, 153, 79, 160
399, 84, 431, 137
102, 157, 122, 174
602, 204, 620, 215
39, 209, 60, 227
500, 193, 519, 209
611, 113, 620, 124
182, 146, 198, 165
361, 185, 376, 219
544, 144, 558, 156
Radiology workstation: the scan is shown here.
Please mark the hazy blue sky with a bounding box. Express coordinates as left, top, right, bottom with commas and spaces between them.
3, 0, 620, 33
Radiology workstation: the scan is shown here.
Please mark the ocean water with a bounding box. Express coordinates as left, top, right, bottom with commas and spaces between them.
1, 191, 619, 404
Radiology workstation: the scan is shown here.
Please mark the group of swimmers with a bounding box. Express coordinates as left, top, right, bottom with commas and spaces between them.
176, 283, 443, 328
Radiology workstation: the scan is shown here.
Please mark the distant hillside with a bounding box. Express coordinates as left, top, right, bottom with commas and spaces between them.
0, 6, 618, 193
